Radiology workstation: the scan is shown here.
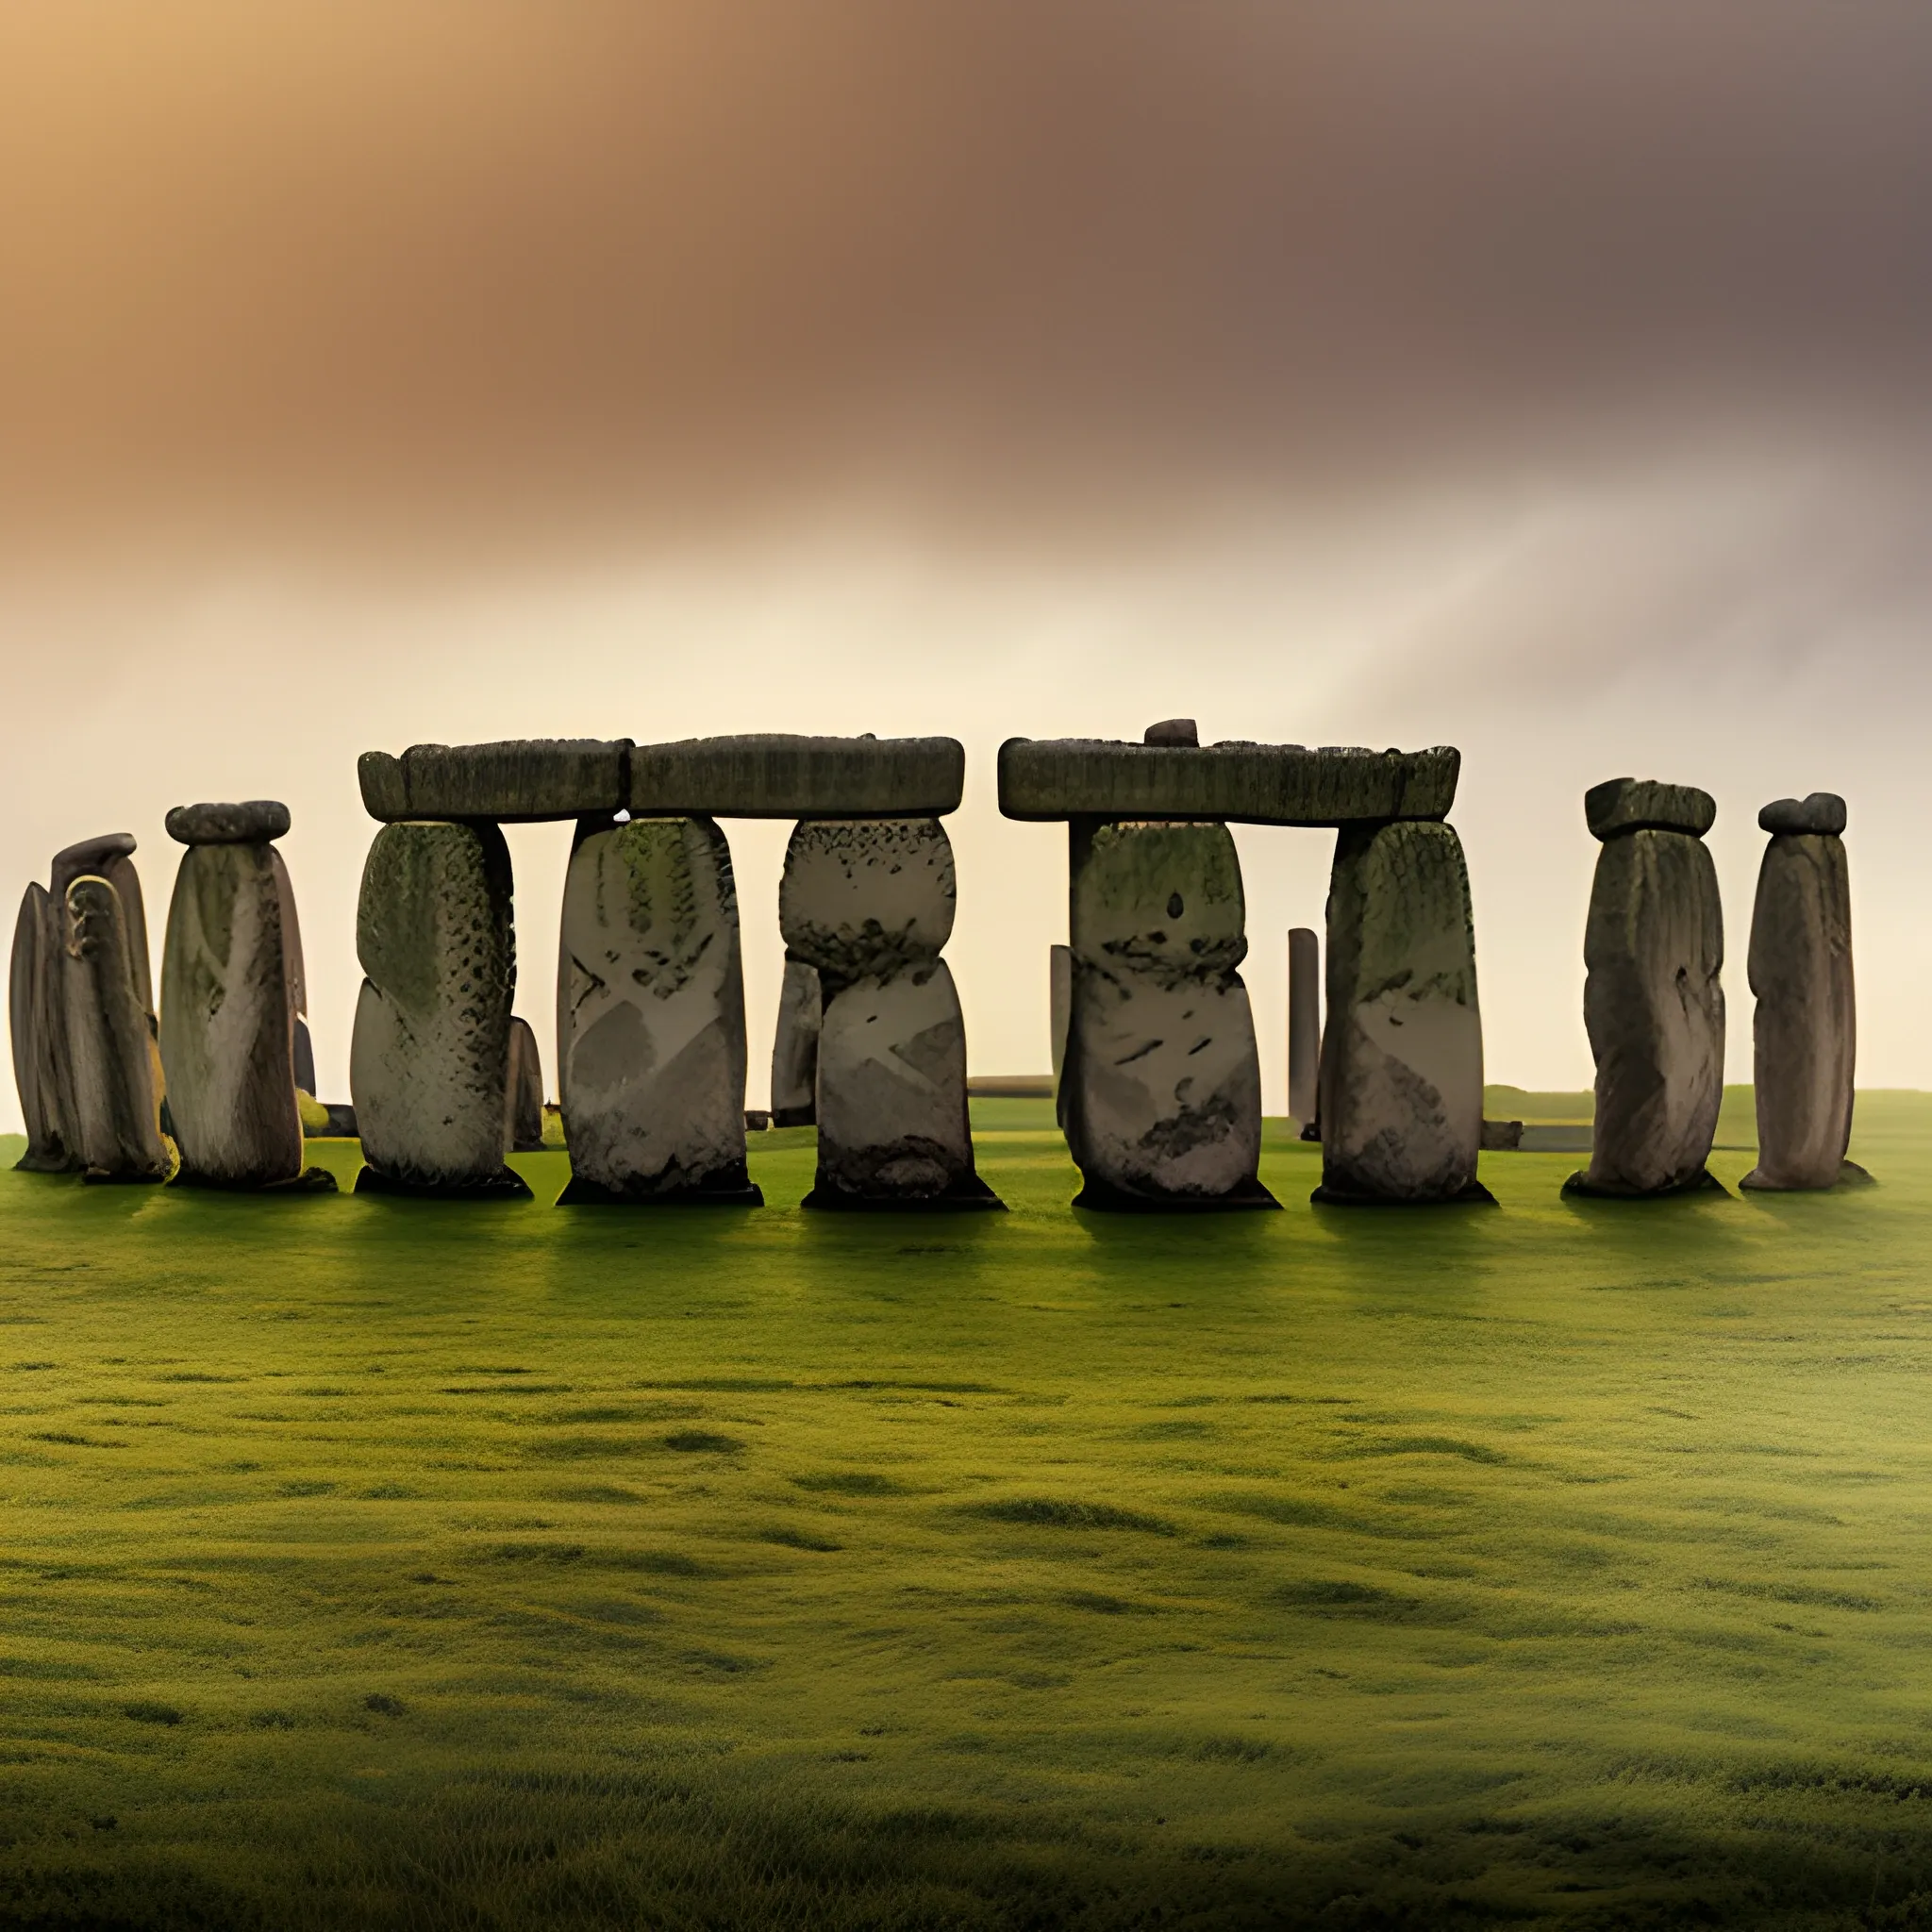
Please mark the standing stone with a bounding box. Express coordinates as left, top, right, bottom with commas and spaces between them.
1569, 779, 1724, 1197
10, 884, 80, 1172
780, 817, 997, 1208
62, 875, 175, 1182
1742, 793, 1859, 1191
1316, 822, 1487, 1205
1288, 925, 1320, 1132
1060, 820, 1273, 1209
1049, 943, 1073, 1089
53, 835, 153, 1019
505, 1016, 547, 1154
158, 811, 325, 1190
770, 958, 823, 1128
350, 820, 527, 1197
556, 816, 758, 1204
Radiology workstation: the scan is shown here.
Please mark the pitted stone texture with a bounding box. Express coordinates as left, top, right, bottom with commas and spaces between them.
11, 885, 79, 1171
1060, 822, 1264, 1203
158, 841, 305, 1186
557, 817, 751, 1198
779, 818, 957, 989
998, 740, 1457, 825
505, 1016, 546, 1154
62, 876, 174, 1181
1318, 823, 1484, 1202
1759, 792, 1847, 837
359, 740, 629, 823
1288, 926, 1320, 1126
52, 835, 152, 1015
631, 736, 963, 820
1743, 831, 1855, 1190
1578, 829, 1724, 1194
780, 817, 981, 1202
1585, 777, 1716, 841
351, 821, 517, 1189
770, 958, 823, 1127
165, 801, 291, 845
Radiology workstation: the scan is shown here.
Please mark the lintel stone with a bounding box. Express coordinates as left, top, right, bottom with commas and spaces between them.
1759, 792, 1847, 837
359, 740, 631, 823
1585, 777, 1716, 841
996, 740, 1458, 825
166, 801, 291, 845
627, 735, 964, 819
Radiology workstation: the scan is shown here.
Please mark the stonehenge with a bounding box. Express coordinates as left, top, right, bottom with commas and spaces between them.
1568, 778, 1725, 1197
158, 802, 333, 1191
1741, 793, 1860, 1191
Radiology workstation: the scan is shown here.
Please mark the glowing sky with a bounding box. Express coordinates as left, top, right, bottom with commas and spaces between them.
3, 5, 1928, 1124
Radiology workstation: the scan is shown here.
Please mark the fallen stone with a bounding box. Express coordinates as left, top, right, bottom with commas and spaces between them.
1060, 821, 1274, 1209
1480, 1119, 1524, 1151
1142, 719, 1199, 746
358, 740, 630, 822
1288, 926, 1320, 1126
555, 817, 758, 1204
1585, 777, 1717, 841
62, 875, 174, 1182
52, 835, 152, 1015
1741, 819, 1855, 1191
769, 958, 823, 1128
1758, 791, 1848, 837
505, 1016, 547, 1154
165, 800, 291, 844
1570, 827, 1724, 1196
998, 740, 1458, 824
350, 820, 528, 1196
1317, 822, 1489, 1205
10, 885, 80, 1172
629, 735, 965, 819
780, 818, 996, 1208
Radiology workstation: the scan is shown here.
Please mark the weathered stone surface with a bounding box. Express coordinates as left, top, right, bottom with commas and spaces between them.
1585, 777, 1716, 841
556, 817, 756, 1202
165, 800, 291, 844
52, 835, 152, 1015
1059, 821, 1272, 1208
10, 885, 79, 1171
1143, 718, 1199, 746
998, 740, 1458, 825
350, 821, 526, 1194
62, 876, 174, 1182
1758, 791, 1847, 837
359, 741, 630, 823
1288, 925, 1320, 1126
158, 841, 308, 1187
1318, 822, 1486, 1204
1049, 944, 1072, 1087
770, 958, 823, 1128
630, 736, 964, 820
1742, 828, 1856, 1190
780, 818, 992, 1206
505, 1016, 546, 1154
1574, 828, 1724, 1195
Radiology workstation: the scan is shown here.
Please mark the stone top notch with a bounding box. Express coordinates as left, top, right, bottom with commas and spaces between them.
358, 734, 964, 823
1585, 776, 1716, 841
996, 739, 1458, 825
1759, 791, 1847, 837
166, 801, 291, 845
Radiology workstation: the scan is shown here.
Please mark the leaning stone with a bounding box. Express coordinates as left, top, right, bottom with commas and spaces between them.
350, 821, 528, 1196
358, 740, 630, 823
1741, 819, 1855, 1191
998, 740, 1458, 825
629, 736, 965, 819
62, 876, 175, 1182
1758, 792, 1847, 837
1317, 822, 1488, 1205
158, 840, 321, 1189
1585, 777, 1716, 841
505, 1016, 547, 1154
770, 958, 823, 1128
10, 885, 80, 1171
555, 817, 758, 1204
52, 835, 152, 1015
780, 818, 996, 1208
1060, 821, 1274, 1209
1570, 828, 1724, 1196
165, 800, 291, 844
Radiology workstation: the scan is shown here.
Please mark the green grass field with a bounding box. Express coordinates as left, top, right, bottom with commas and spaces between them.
5, 1098, 1932, 1930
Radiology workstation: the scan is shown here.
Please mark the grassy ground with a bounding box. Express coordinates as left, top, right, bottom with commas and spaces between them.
4, 1100, 1932, 1930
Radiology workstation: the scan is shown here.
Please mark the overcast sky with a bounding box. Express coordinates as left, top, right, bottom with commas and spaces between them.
3, 4, 1928, 1122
